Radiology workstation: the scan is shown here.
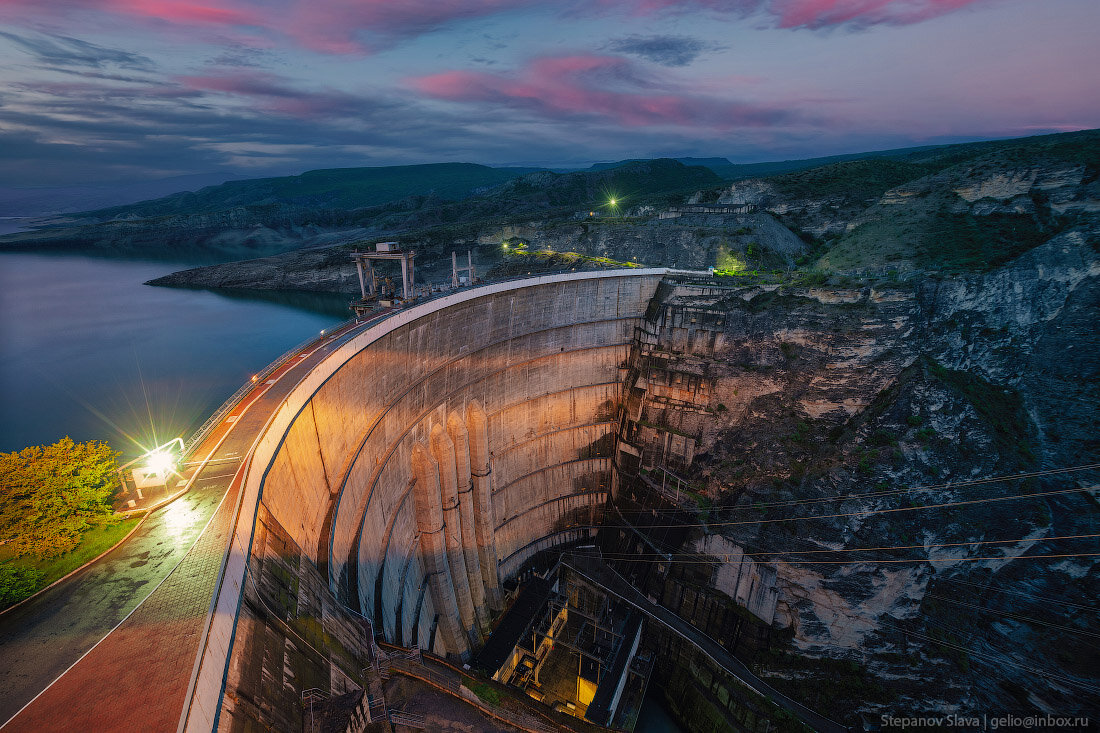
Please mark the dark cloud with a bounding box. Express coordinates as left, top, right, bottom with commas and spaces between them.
206, 47, 280, 68
605, 34, 716, 67
0, 31, 154, 70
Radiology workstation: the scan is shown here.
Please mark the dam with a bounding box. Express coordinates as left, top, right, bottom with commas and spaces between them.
4, 267, 835, 733
195, 268, 675, 730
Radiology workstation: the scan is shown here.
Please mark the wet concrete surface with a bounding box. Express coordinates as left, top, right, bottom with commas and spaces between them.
0, 456, 239, 723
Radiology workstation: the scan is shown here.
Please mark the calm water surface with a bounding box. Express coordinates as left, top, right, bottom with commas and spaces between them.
635, 691, 688, 733
0, 252, 350, 456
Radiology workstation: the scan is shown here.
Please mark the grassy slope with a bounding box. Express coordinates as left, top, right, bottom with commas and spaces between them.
0, 516, 142, 609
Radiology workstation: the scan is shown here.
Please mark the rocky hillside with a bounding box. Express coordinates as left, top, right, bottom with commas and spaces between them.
133, 129, 1098, 297
719, 128, 1099, 271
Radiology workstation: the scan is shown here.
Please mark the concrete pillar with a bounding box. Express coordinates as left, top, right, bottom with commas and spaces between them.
354, 256, 366, 299
447, 410, 489, 633
466, 400, 502, 611
429, 423, 480, 647
410, 442, 470, 661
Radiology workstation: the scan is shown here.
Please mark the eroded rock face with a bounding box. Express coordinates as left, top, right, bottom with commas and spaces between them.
614, 235, 1099, 720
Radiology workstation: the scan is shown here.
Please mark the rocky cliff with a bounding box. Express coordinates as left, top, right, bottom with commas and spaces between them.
608, 232, 1099, 723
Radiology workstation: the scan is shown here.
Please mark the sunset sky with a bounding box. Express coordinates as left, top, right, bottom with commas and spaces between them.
1, 0, 1097, 186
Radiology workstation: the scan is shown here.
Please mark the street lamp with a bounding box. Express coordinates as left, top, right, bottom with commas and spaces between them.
606, 196, 621, 219
118, 437, 185, 503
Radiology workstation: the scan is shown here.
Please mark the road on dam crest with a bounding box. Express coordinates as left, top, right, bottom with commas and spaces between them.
0, 315, 374, 731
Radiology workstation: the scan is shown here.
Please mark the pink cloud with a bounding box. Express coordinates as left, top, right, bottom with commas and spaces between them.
105, 0, 258, 25
0, 0, 1003, 58
767, 0, 990, 29
0, 0, 260, 27
409, 54, 792, 129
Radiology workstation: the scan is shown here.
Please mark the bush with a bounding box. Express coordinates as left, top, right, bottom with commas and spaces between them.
0, 437, 120, 558
0, 563, 43, 607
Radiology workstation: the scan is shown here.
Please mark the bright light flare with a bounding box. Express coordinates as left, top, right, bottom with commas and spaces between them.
145, 449, 175, 475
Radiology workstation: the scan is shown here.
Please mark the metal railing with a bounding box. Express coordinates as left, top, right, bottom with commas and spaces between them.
389, 710, 427, 728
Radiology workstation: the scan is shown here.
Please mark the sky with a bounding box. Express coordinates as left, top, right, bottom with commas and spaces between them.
0, 0, 1097, 187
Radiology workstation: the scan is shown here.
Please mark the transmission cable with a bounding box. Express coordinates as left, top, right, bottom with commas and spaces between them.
612, 462, 1099, 516
920, 593, 1100, 640
593, 533, 1099, 560
932, 576, 1100, 613
601, 484, 1098, 530
879, 619, 1100, 695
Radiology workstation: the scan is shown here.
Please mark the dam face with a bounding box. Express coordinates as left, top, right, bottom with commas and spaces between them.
226, 270, 664, 681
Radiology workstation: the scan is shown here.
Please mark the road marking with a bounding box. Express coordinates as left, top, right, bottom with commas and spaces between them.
192, 472, 239, 481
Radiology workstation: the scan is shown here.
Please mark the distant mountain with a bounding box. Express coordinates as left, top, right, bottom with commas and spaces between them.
0, 173, 233, 217
83, 162, 542, 221
490, 158, 723, 207
0, 158, 717, 262
587, 140, 1069, 182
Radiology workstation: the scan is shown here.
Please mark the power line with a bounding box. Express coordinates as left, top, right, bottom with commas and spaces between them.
922, 593, 1100, 640
880, 620, 1100, 695
615, 462, 1100, 516
604, 484, 1098, 530
595, 533, 1100, 560
592, 552, 1100, 566
933, 576, 1100, 614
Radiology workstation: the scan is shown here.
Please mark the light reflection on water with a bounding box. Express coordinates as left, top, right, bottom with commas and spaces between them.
0, 252, 350, 457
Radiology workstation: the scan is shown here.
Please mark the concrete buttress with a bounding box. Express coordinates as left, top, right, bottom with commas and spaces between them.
466, 400, 503, 611
410, 442, 470, 661
429, 423, 480, 647
447, 410, 489, 633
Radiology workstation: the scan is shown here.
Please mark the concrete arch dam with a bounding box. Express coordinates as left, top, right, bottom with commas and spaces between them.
187, 268, 668, 727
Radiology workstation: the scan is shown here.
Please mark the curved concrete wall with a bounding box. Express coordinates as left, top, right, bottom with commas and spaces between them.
248, 270, 664, 652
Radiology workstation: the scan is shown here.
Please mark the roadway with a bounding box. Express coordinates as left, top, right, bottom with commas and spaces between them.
0, 314, 373, 731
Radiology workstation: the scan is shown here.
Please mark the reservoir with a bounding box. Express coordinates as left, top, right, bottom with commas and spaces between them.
0, 251, 349, 456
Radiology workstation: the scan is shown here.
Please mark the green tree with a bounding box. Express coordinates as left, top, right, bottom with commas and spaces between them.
0, 437, 120, 558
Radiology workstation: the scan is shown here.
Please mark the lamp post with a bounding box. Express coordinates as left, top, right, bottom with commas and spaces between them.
117, 437, 184, 503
